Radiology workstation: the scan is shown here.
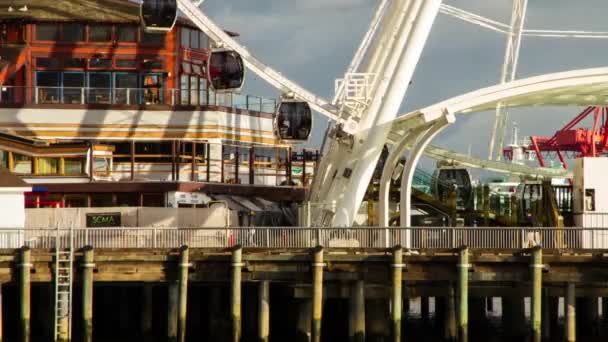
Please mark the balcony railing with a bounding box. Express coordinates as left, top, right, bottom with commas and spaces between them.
0, 86, 277, 113
1, 227, 606, 249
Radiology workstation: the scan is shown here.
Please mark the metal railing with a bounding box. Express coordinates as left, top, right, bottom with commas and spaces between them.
2, 227, 607, 250
0, 86, 277, 113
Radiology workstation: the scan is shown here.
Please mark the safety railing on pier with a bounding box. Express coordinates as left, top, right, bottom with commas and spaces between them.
2, 227, 608, 250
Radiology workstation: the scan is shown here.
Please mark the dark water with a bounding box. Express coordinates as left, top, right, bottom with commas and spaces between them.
4, 284, 608, 341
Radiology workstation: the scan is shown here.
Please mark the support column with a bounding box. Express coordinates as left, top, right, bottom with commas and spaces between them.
20, 247, 31, 342
421, 297, 429, 322
178, 246, 189, 342
258, 281, 270, 342
445, 284, 457, 341
531, 246, 542, 342
367, 299, 389, 342
82, 246, 95, 342
566, 283, 575, 342
577, 297, 598, 337
167, 283, 179, 342
469, 297, 486, 324
0, 283, 3, 342
541, 289, 550, 341
458, 246, 469, 342
232, 246, 243, 342
503, 296, 526, 339
349, 280, 365, 342
391, 246, 403, 342
296, 299, 312, 342
141, 285, 154, 338
311, 247, 324, 342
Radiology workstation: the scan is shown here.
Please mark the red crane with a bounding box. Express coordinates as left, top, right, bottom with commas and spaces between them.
503, 106, 608, 169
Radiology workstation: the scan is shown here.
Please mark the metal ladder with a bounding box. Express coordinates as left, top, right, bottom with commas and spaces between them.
54, 225, 74, 341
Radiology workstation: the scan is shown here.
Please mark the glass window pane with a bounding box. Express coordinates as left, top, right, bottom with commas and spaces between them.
0, 150, 7, 168
142, 59, 163, 70
36, 24, 59, 41
64, 58, 85, 68
89, 58, 112, 69
181, 28, 190, 48
116, 60, 137, 68
116, 26, 137, 42
36, 72, 60, 104
199, 32, 207, 49
190, 30, 199, 49
88, 73, 112, 104
180, 74, 189, 105
63, 23, 84, 41
115, 73, 138, 105
63, 72, 85, 104
36, 58, 60, 69
142, 32, 164, 45
89, 25, 112, 42
38, 158, 59, 175
190, 76, 198, 105
142, 74, 162, 104
64, 158, 84, 175
13, 154, 31, 174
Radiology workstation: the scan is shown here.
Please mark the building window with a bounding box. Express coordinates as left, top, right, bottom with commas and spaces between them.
89, 25, 112, 42
141, 31, 164, 45
36, 58, 61, 69
89, 58, 112, 69
190, 75, 199, 105
36, 24, 60, 41
142, 59, 163, 70
13, 153, 31, 174
116, 60, 138, 69
88, 73, 112, 104
37, 158, 59, 175
0, 150, 7, 168
64, 58, 85, 69
116, 26, 138, 42
180, 74, 189, 105
62, 72, 85, 104
142, 74, 162, 104
64, 158, 84, 175
585, 189, 596, 211
36, 71, 60, 104
114, 73, 139, 105
63, 23, 85, 42
190, 30, 199, 49
181, 28, 190, 48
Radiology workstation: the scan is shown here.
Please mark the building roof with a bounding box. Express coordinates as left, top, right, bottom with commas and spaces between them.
0, 167, 30, 189
0, 0, 141, 22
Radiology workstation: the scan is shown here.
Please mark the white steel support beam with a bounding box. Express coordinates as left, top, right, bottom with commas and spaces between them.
400, 113, 455, 229
329, 0, 443, 227
378, 124, 431, 228
488, 0, 528, 160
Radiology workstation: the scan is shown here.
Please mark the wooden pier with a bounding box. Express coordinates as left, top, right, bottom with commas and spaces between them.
1, 240, 608, 341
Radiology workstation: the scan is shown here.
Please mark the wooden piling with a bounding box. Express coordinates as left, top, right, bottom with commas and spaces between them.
82, 246, 94, 342
566, 283, 575, 342
141, 285, 153, 338
421, 297, 429, 321
349, 280, 365, 342
20, 247, 31, 342
531, 246, 542, 342
0, 282, 3, 342
445, 284, 457, 341
458, 246, 469, 342
311, 246, 324, 342
178, 246, 189, 342
391, 246, 403, 342
541, 289, 550, 341
167, 282, 179, 342
258, 281, 270, 342
232, 246, 243, 342
296, 299, 312, 341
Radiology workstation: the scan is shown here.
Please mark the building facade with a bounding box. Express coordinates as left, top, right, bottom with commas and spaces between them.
0, 0, 315, 220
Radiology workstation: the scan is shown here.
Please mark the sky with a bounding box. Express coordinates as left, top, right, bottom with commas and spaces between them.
203, 0, 608, 170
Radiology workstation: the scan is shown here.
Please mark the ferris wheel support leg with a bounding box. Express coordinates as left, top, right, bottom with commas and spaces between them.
331, 0, 443, 227
400, 113, 455, 234
378, 124, 432, 229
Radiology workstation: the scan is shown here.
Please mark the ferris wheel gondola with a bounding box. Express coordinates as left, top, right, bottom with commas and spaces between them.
432, 164, 473, 208
274, 97, 312, 142
207, 49, 245, 91
140, 0, 178, 33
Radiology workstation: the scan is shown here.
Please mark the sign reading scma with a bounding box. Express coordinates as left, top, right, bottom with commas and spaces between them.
86, 212, 122, 228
